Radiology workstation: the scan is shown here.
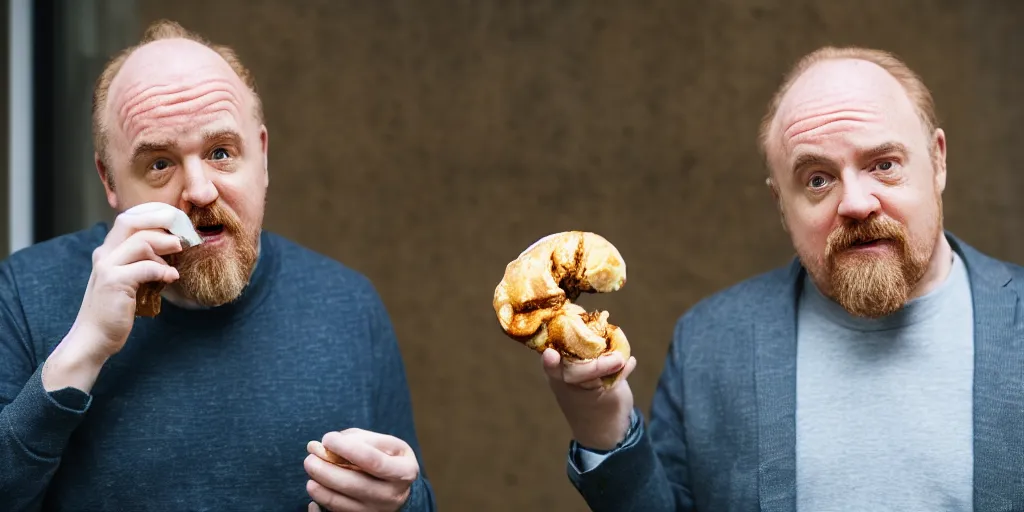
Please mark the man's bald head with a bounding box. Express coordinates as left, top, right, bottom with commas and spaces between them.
92, 20, 263, 185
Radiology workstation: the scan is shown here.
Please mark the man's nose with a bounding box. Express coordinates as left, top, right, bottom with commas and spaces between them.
180, 158, 219, 207
836, 173, 880, 221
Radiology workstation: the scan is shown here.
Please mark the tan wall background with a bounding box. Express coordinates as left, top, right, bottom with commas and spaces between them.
130, 1, 1024, 510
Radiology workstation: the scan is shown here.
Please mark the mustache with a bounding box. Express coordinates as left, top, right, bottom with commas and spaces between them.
826, 216, 906, 257
187, 202, 243, 236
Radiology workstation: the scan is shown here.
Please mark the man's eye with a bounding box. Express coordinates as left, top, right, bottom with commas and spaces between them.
875, 161, 894, 171
211, 148, 230, 160
150, 159, 171, 171
809, 175, 830, 189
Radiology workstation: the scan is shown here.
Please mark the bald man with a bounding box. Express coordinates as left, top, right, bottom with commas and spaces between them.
0, 20, 435, 512
541, 48, 1024, 510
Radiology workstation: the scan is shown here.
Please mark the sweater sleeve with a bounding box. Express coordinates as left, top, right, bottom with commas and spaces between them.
364, 284, 437, 512
0, 260, 93, 511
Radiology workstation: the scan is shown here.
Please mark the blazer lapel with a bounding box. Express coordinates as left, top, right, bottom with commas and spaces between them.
754, 260, 802, 512
955, 238, 1024, 511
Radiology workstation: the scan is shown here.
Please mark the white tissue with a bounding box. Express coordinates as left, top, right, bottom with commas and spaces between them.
123, 202, 204, 248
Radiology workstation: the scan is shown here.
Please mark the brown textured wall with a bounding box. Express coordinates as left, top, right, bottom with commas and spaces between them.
135, 1, 1024, 510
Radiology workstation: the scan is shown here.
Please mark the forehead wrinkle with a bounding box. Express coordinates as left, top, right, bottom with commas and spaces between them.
779, 89, 884, 137
116, 76, 240, 122
117, 77, 242, 124
128, 102, 240, 148
121, 90, 242, 143
782, 108, 881, 145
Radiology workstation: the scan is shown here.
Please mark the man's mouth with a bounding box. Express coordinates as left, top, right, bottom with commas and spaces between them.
195, 224, 225, 238
850, 237, 886, 249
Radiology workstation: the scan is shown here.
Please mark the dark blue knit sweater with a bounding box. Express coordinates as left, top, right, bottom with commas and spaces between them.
0, 223, 435, 511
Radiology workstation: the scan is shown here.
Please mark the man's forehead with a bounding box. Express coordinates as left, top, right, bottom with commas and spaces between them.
777, 60, 910, 124
769, 59, 920, 163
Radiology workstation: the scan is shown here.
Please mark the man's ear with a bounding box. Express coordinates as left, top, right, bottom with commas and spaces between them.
932, 128, 947, 193
766, 176, 789, 233
259, 124, 269, 186
766, 176, 779, 201
95, 152, 118, 209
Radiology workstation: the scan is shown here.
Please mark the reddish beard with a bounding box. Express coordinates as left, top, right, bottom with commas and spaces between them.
823, 215, 931, 318
174, 201, 259, 307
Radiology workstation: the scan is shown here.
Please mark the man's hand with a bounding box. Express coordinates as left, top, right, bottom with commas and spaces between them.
542, 348, 638, 451
304, 428, 419, 512
42, 206, 185, 393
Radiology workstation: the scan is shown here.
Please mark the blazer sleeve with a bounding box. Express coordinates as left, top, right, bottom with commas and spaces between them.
565, 316, 695, 511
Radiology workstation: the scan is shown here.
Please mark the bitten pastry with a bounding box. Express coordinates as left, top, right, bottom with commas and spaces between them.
493, 231, 630, 387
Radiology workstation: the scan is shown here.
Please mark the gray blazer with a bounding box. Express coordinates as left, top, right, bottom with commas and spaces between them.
567, 233, 1024, 511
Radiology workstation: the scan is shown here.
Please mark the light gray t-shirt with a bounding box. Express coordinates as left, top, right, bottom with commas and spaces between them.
796, 252, 974, 511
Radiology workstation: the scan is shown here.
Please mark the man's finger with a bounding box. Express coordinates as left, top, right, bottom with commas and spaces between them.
307, 440, 326, 458
620, 356, 638, 381
561, 352, 625, 385
114, 260, 179, 288
102, 230, 182, 270
330, 429, 413, 457
106, 208, 180, 246
573, 356, 638, 390
307, 502, 319, 512
322, 431, 418, 482
541, 348, 563, 380
306, 479, 361, 512
305, 453, 397, 504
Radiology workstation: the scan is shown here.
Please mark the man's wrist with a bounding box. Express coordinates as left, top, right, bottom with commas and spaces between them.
575, 408, 638, 453
571, 409, 641, 473
41, 335, 107, 394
